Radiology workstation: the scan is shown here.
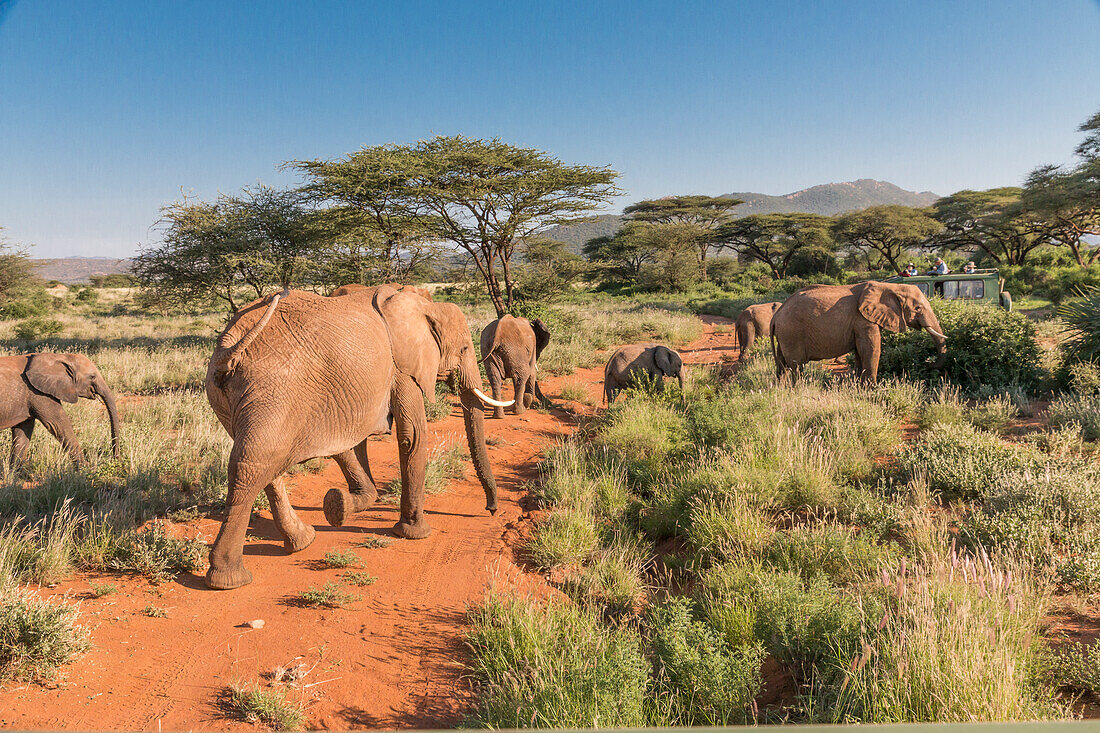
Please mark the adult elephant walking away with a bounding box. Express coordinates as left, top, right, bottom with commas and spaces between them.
735, 302, 781, 363
204, 287, 512, 590
0, 353, 121, 468
479, 315, 551, 419
603, 344, 685, 404
771, 281, 946, 383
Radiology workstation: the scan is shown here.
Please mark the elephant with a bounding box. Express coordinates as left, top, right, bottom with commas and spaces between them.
735, 302, 781, 363
771, 281, 947, 383
0, 353, 120, 468
329, 282, 433, 301
203, 286, 512, 590
603, 344, 685, 404
479, 315, 551, 419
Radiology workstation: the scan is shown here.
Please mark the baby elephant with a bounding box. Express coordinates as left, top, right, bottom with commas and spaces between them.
603, 344, 685, 404
735, 302, 781, 363
0, 353, 121, 467
480, 315, 551, 419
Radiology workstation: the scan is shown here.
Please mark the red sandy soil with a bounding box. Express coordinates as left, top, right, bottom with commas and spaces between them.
0, 318, 737, 731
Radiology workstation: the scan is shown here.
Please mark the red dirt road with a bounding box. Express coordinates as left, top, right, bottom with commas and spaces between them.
0, 318, 736, 731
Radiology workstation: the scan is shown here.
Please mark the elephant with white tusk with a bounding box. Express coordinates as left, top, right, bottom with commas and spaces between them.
603, 344, 686, 404
203, 286, 513, 590
479, 315, 552, 419
771, 281, 947, 383
0, 353, 121, 468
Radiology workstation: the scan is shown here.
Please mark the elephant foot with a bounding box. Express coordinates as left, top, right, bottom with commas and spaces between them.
393, 519, 432, 539
523, 394, 535, 408
282, 523, 315, 554
324, 488, 353, 527
491, 408, 505, 420
205, 562, 253, 590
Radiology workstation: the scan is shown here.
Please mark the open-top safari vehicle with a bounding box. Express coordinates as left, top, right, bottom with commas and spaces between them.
885, 268, 1013, 311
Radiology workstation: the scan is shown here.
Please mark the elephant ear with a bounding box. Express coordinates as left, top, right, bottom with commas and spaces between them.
857, 282, 907, 333
25, 354, 79, 403
373, 287, 442, 401
531, 318, 551, 360
653, 346, 679, 376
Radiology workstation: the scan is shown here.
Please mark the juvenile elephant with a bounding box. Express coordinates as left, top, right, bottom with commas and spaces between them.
479, 315, 551, 419
771, 281, 946, 383
204, 286, 512, 590
329, 282, 433, 300
603, 344, 685, 404
735, 302, 781, 363
0, 353, 120, 467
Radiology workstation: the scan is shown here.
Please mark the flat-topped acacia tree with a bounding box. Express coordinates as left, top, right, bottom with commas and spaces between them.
623, 195, 742, 280
303, 136, 620, 317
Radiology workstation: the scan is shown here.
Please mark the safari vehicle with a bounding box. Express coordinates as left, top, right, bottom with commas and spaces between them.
885, 268, 1012, 311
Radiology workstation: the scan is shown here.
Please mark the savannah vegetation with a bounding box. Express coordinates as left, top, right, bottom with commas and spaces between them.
0, 110, 1099, 726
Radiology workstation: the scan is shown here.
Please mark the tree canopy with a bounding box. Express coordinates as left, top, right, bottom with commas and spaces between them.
623, 195, 741, 279
715, 213, 834, 279
930, 188, 1054, 266
832, 205, 942, 273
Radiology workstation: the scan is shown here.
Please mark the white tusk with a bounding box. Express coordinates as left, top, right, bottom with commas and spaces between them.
926, 327, 946, 340
473, 387, 514, 408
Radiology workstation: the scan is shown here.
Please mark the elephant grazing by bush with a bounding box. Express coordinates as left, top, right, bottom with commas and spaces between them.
203, 286, 512, 590
0, 353, 121, 468
479, 315, 551, 419
735, 302, 781, 363
603, 344, 685, 404
771, 281, 946, 383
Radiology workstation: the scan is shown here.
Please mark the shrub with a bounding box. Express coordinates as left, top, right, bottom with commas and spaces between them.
892, 423, 1038, 501
768, 522, 897, 586
524, 509, 599, 570
1048, 394, 1100, 441
0, 588, 90, 682
1056, 285, 1100, 362
1043, 641, 1100, 700
685, 496, 773, 565
225, 683, 306, 731
879, 301, 1044, 393
645, 597, 764, 726
466, 593, 649, 728
562, 541, 648, 617
14, 317, 63, 341
296, 582, 359, 608
321, 550, 360, 569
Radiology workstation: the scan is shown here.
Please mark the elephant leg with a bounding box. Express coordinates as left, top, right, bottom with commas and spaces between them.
9, 418, 35, 470
324, 442, 378, 527
740, 327, 755, 363
486, 359, 506, 420
206, 451, 278, 590
33, 402, 84, 466
852, 349, 864, 379
392, 373, 431, 539
264, 476, 315, 553
855, 331, 881, 383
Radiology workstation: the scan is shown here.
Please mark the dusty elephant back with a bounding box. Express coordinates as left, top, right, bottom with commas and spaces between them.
206, 291, 395, 461
480, 315, 536, 371
772, 285, 862, 363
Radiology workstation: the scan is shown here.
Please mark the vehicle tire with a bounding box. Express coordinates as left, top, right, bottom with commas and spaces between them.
1000, 291, 1012, 311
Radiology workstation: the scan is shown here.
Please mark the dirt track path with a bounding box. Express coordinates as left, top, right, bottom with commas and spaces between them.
0, 317, 736, 731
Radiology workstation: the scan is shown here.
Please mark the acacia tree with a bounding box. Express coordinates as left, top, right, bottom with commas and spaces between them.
291, 147, 441, 285
715, 213, 834, 279
832, 205, 943, 273
399, 136, 620, 317
931, 188, 1054, 266
623, 195, 742, 279
582, 221, 661, 284
0, 228, 35, 299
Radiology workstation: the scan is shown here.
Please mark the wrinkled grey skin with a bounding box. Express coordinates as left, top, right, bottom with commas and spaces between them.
771, 281, 947, 383
203, 287, 510, 590
603, 343, 685, 404
735, 302, 782, 363
479, 315, 551, 419
0, 353, 121, 468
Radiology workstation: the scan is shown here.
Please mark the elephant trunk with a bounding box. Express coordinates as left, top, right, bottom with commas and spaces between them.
677, 368, 686, 394
920, 311, 948, 369
456, 352, 498, 514
93, 375, 121, 460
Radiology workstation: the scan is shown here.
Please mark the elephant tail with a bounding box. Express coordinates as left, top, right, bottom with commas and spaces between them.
213, 289, 287, 376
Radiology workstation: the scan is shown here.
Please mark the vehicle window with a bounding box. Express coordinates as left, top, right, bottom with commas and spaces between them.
958, 279, 984, 299
943, 281, 957, 299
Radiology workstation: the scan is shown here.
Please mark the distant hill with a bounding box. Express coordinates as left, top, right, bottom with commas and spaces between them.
33, 257, 133, 284
542, 179, 939, 253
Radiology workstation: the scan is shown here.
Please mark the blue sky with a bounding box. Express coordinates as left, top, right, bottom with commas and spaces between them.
0, 1, 1098, 258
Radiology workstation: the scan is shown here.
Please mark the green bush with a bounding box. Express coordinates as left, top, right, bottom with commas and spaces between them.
1048, 393, 1100, 441
0, 288, 49, 320
645, 597, 764, 726
14, 317, 63, 341
466, 593, 649, 729
879, 301, 1044, 393
0, 588, 90, 682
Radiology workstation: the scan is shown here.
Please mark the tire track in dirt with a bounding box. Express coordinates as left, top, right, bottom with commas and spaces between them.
0, 318, 734, 731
